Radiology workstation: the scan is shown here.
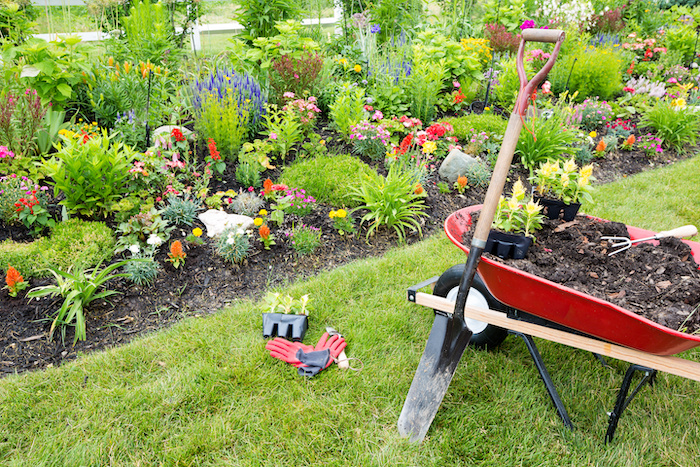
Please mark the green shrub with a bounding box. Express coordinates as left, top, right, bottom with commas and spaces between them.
194, 92, 250, 161
548, 44, 623, 102
494, 56, 529, 111
279, 154, 379, 208
443, 113, 507, 141
329, 84, 367, 139
41, 131, 136, 218
0, 219, 115, 278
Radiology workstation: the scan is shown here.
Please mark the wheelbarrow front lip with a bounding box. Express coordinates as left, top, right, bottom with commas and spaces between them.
444, 205, 700, 356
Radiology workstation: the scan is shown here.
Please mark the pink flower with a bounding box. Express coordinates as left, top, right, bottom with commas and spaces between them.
283, 92, 295, 99
269, 133, 278, 140
667, 77, 678, 84
453, 80, 460, 88
541, 80, 551, 94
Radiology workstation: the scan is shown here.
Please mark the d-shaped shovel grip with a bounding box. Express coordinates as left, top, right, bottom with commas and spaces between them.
515, 29, 566, 116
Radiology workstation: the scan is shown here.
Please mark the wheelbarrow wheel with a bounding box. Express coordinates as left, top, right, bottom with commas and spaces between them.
433, 264, 509, 350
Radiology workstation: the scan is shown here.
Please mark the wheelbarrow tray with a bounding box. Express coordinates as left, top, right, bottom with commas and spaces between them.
445, 205, 700, 356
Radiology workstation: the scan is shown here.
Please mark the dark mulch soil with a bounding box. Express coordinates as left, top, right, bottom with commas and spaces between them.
499, 217, 700, 334
1, 128, 697, 377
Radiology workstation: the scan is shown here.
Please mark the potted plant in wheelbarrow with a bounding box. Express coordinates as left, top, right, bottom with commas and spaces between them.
488, 179, 546, 259
530, 157, 595, 221
261, 292, 310, 341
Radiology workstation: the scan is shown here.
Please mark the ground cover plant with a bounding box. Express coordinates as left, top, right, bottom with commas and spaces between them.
2, 0, 700, 463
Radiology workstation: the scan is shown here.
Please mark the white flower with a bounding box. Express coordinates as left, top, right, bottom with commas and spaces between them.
147, 234, 163, 246
128, 244, 140, 254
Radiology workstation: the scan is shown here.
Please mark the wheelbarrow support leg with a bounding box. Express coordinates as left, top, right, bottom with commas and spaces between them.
605, 364, 656, 443
510, 331, 574, 430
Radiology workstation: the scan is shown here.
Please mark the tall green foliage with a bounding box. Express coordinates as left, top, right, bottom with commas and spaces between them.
549, 44, 623, 102
407, 57, 445, 124
194, 92, 250, 161
121, 0, 178, 65
235, 0, 302, 42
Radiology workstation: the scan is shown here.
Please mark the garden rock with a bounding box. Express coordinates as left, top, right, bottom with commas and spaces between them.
439, 149, 480, 184
152, 125, 194, 141
198, 209, 254, 238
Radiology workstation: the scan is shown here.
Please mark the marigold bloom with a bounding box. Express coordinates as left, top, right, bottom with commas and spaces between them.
335, 209, 347, 218
192, 228, 203, 237
254, 217, 263, 227
414, 183, 424, 195
354, 64, 361, 72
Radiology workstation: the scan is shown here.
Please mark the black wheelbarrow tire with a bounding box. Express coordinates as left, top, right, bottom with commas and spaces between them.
433, 264, 509, 350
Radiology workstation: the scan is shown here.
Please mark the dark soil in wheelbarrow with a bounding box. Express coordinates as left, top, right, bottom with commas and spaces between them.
470, 215, 700, 335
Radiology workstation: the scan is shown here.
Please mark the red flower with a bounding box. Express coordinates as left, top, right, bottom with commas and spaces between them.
171, 128, 185, 142
644, 48, 653, 60
453, 91, 465, 104
207, 138, 221, 161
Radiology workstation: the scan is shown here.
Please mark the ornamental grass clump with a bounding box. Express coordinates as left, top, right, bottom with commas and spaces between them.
216, 228, 251, 264
123, 250, 160, 286
640, 101, 699, 153
161, 194, 200, 226
231, 191, 265, 216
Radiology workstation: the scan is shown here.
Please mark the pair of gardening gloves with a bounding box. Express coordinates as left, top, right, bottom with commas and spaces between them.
265, 332, 347, 377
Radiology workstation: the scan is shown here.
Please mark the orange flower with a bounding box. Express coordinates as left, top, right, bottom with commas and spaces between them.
595, 140, 607, 153
6, 266, 23, 289
263, 178, 273, 195
107, 56, 114, 66
625, 134, 635, 146
414, 183, 424, 195
5, 265, 27, 298
167, 241, 186, 268
259, 224, 270, 240
457, 176, 468, 189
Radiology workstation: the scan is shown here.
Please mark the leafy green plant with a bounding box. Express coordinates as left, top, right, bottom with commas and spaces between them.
262, 292, 310, 315
531, 158, 595, 204
493, 180, 545, 238
349, 163, 428, 243
407, 57, 445, 124
639, 100, 700, 153
444, 113, 507, 141
41, 130, 136, 218
329, 84, 368, 139
3, 36, 91, 109
215, 227, 251, 264
35, 109, 68, 155
515, 114, 577, 173
234, 0, 301, 42
114, 207, 173, 255
288, 223, 322, 255
120, 0, 179, 65
462, 159, 492, 188
235, 162, 262, 189
549, 44, 623, 102
26, 259, 137, 343
161, 194, 200, 227
262, 105, 304, 161
0, 87, 47, 160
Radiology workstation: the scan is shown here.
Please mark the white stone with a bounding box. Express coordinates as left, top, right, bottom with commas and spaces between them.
438, 148, 480, 184
198, 209, 254, 238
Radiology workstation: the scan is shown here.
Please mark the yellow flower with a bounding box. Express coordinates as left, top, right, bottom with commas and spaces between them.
319, 140, 325, 146
579, 164, 593, 178
192, 227, 203, 237
339, 58, 348, 67
507, 196, 520, 211
336, 209, 347, 218
578, 175, 590, 187
422, 141, 437, 154
672, 98, 687, 107
589, 131, 597, 138
484, 106, 490, 111
259, 209, 268, 216
562, 158, 577, 173
254, 217, 263, 226
354, 64, 362, 73
525, 200, 542, 215
539, 161, 558, 177
329, 210, 336, 219
511, 179, 526, 200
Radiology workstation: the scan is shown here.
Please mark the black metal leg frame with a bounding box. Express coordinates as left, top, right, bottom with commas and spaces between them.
509, 328, 656, 442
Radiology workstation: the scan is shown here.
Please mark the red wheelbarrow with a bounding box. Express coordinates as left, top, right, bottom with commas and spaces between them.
405, 205, 700, 442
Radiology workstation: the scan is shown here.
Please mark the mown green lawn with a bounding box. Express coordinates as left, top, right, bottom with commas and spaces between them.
1, 154, 700, 466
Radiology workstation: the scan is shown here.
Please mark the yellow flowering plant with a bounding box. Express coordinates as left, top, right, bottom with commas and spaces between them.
329, 208, 356, 236
530, 158, 595, 205
492, 179, 545, 238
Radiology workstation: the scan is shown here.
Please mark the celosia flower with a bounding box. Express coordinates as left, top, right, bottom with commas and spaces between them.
5, 265, 25, 295
457, 176, 468, 189
595, 140, 607, 152
167, 241, 186, 268
512, 179, 526, 200
259, 224, 270, 239
263, 179, 273, 195
414, 183, 424, 195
